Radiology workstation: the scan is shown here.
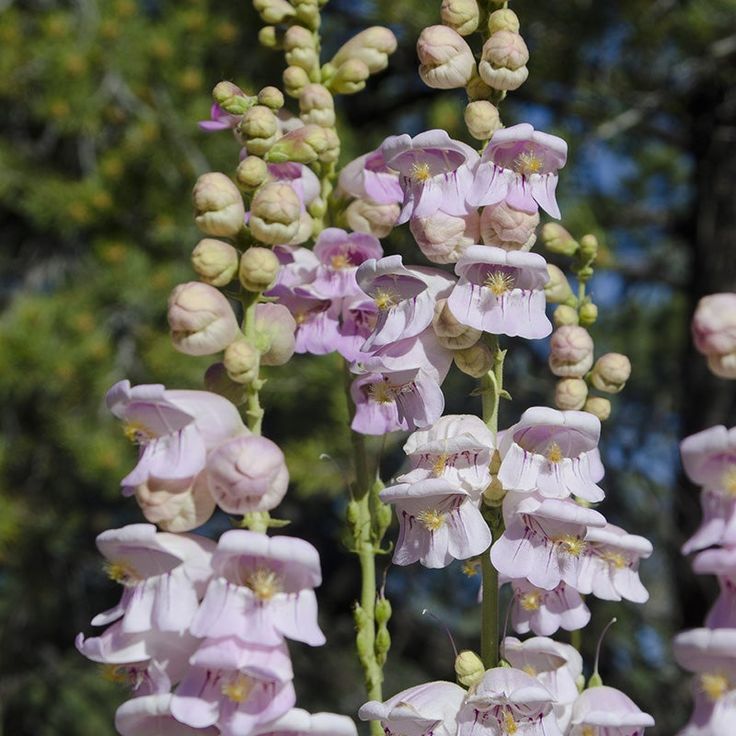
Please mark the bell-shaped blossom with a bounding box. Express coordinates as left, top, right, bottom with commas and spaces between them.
191, 530, 325, 647
311, 228, 383, 298
577, 523, 652, 603
337, 296, 378, 362
380, 478, 492, 568
255, 708, 358, 736
359, 681, 466, 736
89, 524, 214, 634
381, 129, 479, 223
491, 492, 606, 590
207, 435, 289, 514
693, 547, 736, 627
268, 163, 320, 209
457, 667, 562, 736
116, 694, 218, 736
447, 246, 551, 340
350, 373, 409, 435
497, 407, 605, 503
272, 245, 320, 289
507, 579, 591, 636
681, 425, 736, 492
338, 148, 403, 205
569, 686, 654, 736
199, 103, 240, 133
398, 414, 495, 495
410, 210, 480, 264
357, 256, 456, 350
683, 488, 736, 554
469, 123, 568, 219
107, 380, 246, 495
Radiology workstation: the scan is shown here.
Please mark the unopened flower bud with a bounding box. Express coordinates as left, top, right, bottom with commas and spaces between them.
585, 396, 611, 421
579, 301, 598, 326
541, 223, 579, 256
455, 650, 485, 688
591, 353, 631, 393
579, 233, 599, 260
433, 298, 482, 350
410, 210, 480, 264
417, 25, 476, 90
135, 475, 215, 533
440, 0, 480, 36
549, 325, 594, 378
266, 124, 330, 164
204, 362, 248, 405
240, 105, 280, 156
191, 238, 239, 287
290, 211, 315, 245
258, 25, 281, 48
212, 81, 255, 115
236, 156, 269, 191
464, 100, 502, 141
454, 342, 494, 378
284, 25, 316, 51
168, 282, 239, 356
555, 378, 588, 411
346, 199, 400, 239
553, 304, 579, 327
544, 264, 574, 304
466, 74, 493, 101
292, 0, 320, 29
488, 8, 520, 34
239, 246, 280, 292
223, 339, 260, 384
480, 201, 538, 251
255, 303, 296, 366
249, 182, 301, 244
193, 173, 245, 237
375, 596, 392, 625
375, 627, 391, 663
253, 0, 295, 24
308, 196, 328, 219
257, 86, 284, 110
373, 502, 393, 538
299, 83, 335, 127
479, 31, 529, 91
283, 65, 311, 97
286, 45, 320, 73
330, 58, 370, 94
319, 126, 341, 163
331, 26, 397, 75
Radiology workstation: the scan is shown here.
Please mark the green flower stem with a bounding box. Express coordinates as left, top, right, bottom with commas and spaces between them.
241, 291, 264, 435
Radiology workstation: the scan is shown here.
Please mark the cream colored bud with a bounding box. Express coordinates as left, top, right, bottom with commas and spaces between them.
480, 201, 538, 251
212, 81, 254, 115
585, 396, 611, 422
253, 0, 295, 25
591, 353, 631, 393
308, 196, 327, 219
454, 342, 494, 377
240, 105, 280, 156
440, 0, 480, 36
204, 362, 248, 405
579, 301, 598, 326
488, 8, 520, 34
266, 124, 330, 164
258, 26, 280, 49
554, 378, 588, 411
482, 477, 505, 506
410, 210, 480, 264
464, 100, 502, 141
289, 211, 315, 245
331, 26, 397, 74
455, 650, 485, 688
544, 264, 574, 304
249, 182, 301, 244
236, 156, 269, 191
433, 299, 481, 350
541, 223, 579, 256
257, 86, 284, 110
553, 304, 579, 327
292, 0, 320, 29
223, 339, 260, 384
479, 32, 529, 91
283, 65, 311, 97
191, 239, 239, 287
580, 233, 599, 260
466, 74, 493, 101
549, 325, 594, 378
299, 84, 335, 127
417, 25, 476, 90
193, 173, 245, 237
286, 46, 320, 73
708, 353, 736, 379
255, 303, 296, 366
284, 25, 316, 51
320, 127, 340, 164
345, 198, 400, 239
239, 247, 280, 292
331, 58, 370, 94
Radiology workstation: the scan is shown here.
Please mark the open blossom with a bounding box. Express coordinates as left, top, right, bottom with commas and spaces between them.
447, 245, 551, 340
491, 492, 606, 590
359, 681, 466, 736
199, 103, 241, 133
693, 547, 736, 627
116, 694, 218, 736
381, 129, 479, 223
380, 478, 492, 568
268, 163, 320, 209
255, 708, 358, 736
497, 406, 605, 502
337, 148, 403, 205
569, 686, 654, 736
507, 579, 591, 636
682, 488, 736, 554
469, 123, 567, 219
350, 372, 408, 435
191, 530, 325, 647
272, 245, 320, 289
107, 380, 246, 495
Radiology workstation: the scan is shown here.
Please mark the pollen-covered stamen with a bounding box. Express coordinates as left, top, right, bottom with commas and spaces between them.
244, 568, 283, 601
417, 508, 446, 531
101, 664, 147, 690
330, 253, 352, 270
373, 287, 401, 311
221, 673, 255, 703
500, 709, 518, 734
483, 270, 516, 297
722, 467, 736, 496
519, 591, 542, 611
104, 560, 143, 586
699, 672, 731, 702
513, 150, 544, 177
600, 549, 628, 569
431, 452, 449, 477
462, 559, 480, 577
122, 421, 156, 444
545, 442, 564, 463
552, 534, 586, 557
368, 380, 396, 404
410, 161, 433, 182
581, 727, 597, 736
521, 664, 537, 676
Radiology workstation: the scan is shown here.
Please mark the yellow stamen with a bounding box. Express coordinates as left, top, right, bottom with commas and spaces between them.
410, 162, 432, 182
417, 508, 446, 531
101, 664, 130, 685
722, 467, 736, 496
104, 561, 142, 586
519, 591, 542, 611
293, 312, 307, 325
522, 664, 537, 676
700, 673, 730, 702
501, 710, 518, 734
368, 381, 395, 404
330, 253, 351, 270
244, 568, 282, 601
462, 559, 480, 577
553, 535, 586, 557
545, 442, 564, 463
431, 453, 449, 477
483, 271, 516, 297
582, 727, 597, 736
513, 151, 544, 177
221, 673, 254, 703
122, 421, 156, 444
373, 287, 400, 311
601, 550, 628, 569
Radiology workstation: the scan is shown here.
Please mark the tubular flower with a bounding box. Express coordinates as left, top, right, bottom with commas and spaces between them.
469, 123, 568, 219
693, 547, 736, 627
254, 708, 358, 736
507, 579, 591, 637
116, 694, 218, 736
349, 372, 408, 435
568, 686, 655, 736
337, 148, 403, 205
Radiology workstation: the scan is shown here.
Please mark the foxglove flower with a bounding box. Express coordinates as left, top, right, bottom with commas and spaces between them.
338, 148, 403, 205
692, 547, 736, 627
380, 478, 492, 568
447, 246, 551, 340
381, 129, 479, 223
469, 123, 567, 219
116, 694, 218, 736
569, 686, 654, 736
255, 708, 358, 736
497, 406, 605, 503
507, 579, 591, 636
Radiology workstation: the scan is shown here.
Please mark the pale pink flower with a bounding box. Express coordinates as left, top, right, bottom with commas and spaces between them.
349, 373, 409, 435
199, 103, 240, 133
507, 579, 591, 636
681, 425, 736, 492
338, 148, 403, 205
268, 163, 320, 209
693, 547, 736, 627
254, 708, 358, 736
116, 694, 218, 736
683, 489, 736, 554
271, 245, 320, 289
569, 686, 654, 736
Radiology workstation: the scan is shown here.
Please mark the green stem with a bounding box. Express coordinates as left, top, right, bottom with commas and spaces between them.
241, 291, 264, 435
480, 551, 499, 668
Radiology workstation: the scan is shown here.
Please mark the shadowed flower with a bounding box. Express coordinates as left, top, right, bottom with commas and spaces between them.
116, 694, 218, 736
312, 228, 383, 298
254, 708, 358, 736
507, 579, 591, 636
693, 547, 736, 628
569, 686, 654, 736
